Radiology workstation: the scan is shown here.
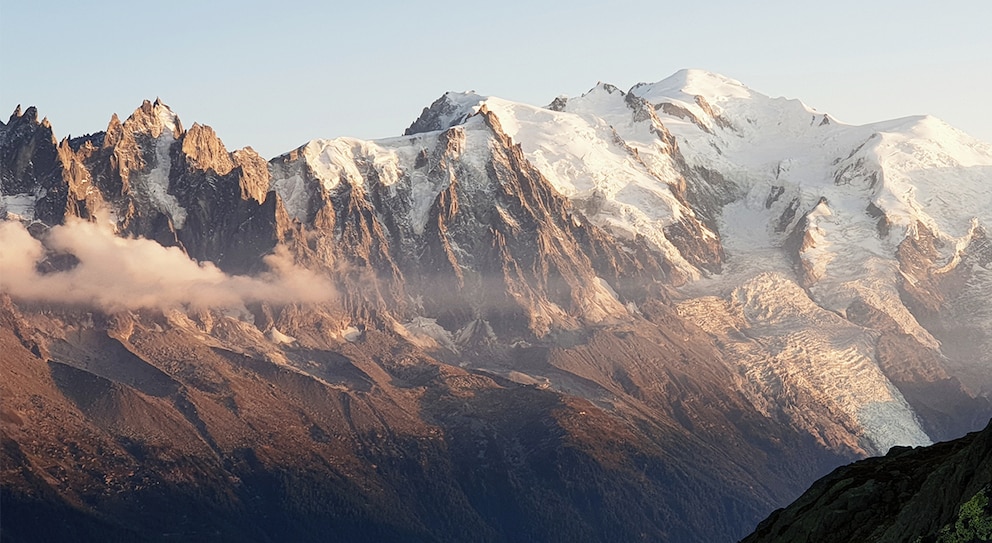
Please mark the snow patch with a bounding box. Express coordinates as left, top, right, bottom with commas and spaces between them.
401, 317, 458, 352
506, 370, 551, 389
579, 276, 628, 323
268, 327, 297, 345
1, 193, 38, 220
272, 169, 309, 222
131, 131, 187, 228
155, 103, 181, 136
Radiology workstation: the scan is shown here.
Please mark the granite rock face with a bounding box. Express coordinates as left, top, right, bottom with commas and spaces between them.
0, 106, 68, 224
1, 100, 287, 273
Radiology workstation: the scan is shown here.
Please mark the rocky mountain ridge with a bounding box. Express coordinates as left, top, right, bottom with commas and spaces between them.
2, 70, 990, 542
742, 419, 992, 543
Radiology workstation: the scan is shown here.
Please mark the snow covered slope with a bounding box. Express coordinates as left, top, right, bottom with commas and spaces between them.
268, 69, 991, 453
625, 70, 991, 449
628, 70, 992, 398
407, 90, 720, 278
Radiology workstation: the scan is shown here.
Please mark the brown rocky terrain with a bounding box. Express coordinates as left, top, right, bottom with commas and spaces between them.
0, 293, 849, 543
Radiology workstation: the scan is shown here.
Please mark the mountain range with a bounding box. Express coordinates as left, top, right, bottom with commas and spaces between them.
2, 69, 990, 542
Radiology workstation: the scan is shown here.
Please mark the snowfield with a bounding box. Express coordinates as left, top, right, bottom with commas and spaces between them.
268, 69, 991, 452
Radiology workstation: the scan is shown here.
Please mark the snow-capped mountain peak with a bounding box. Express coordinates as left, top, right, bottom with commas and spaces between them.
370, 69, 992, 450
632, 68, 753, 104
405, 91, 488, 135
277, 85, 719, 282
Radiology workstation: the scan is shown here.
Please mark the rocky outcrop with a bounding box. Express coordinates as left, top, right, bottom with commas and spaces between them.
781, 197, 829, 287
0, 106, 68, 224
897, 222, 992, 395
897, 222, 950, 318
405, 93, 475, 136
846, 297, 992, 442
3, 100, 286, 273
741, 419, 992, 543
169, 123, 285, 273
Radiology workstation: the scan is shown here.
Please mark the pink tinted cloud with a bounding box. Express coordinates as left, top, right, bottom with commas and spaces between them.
0, 219, 335, 312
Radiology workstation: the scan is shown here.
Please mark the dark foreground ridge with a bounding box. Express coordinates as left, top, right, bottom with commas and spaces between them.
742, 418, 992, 543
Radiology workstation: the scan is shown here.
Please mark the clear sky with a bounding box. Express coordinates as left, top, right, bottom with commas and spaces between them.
2, 0, 989, 159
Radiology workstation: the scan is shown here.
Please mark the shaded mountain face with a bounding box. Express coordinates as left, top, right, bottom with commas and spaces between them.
0, 106, 68, 225
2, 70, 991, 543
741, 419, 992, 543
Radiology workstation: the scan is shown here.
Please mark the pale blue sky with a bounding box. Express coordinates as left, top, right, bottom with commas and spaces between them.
2, 0, 989, 158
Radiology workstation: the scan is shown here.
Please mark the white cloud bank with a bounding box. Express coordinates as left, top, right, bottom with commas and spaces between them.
0, 219, 335, 312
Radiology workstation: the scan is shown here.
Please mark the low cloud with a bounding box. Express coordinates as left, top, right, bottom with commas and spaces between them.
0, 219, 335, 312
